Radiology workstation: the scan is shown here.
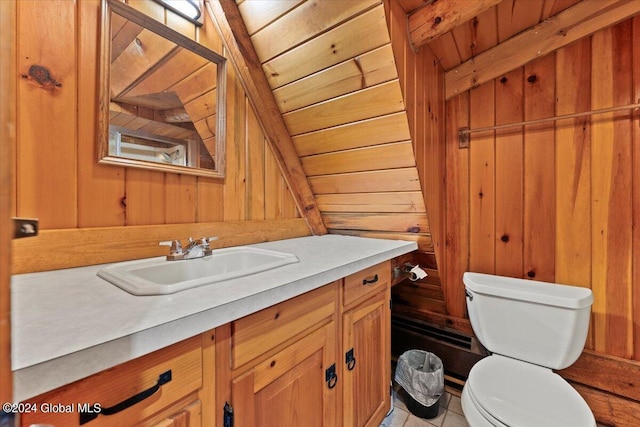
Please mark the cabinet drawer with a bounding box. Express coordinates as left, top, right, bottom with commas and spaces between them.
343, 261, 390, 307
21, 336, 202, 427
231, 281, 338, 370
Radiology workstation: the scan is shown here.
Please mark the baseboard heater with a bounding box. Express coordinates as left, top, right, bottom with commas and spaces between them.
391, 314, 487, 391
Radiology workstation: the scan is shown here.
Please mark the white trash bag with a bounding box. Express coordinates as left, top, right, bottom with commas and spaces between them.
394, 350, 444, 407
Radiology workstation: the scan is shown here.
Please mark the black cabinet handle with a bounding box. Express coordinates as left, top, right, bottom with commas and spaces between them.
79, 370, 172, 425
362, 274, 379, 285
325, 364, 338, 389
346, 348, 356, 371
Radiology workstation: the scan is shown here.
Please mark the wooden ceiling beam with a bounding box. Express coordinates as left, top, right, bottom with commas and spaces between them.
445, 0, 640, 99
206, 0, 326, 235
408, 0, 501, 50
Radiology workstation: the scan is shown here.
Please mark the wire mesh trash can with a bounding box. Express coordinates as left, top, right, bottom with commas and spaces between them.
394, 350, 444, 419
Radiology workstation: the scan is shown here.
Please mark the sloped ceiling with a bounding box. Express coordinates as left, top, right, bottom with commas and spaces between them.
236, 0, 433, 252
226, 0, 640, 251
399, 0, 582, 69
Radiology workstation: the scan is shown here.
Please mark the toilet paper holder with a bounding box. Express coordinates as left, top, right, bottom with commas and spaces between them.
393, 263, 428, 282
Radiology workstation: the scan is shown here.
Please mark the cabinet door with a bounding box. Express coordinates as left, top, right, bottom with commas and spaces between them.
342, 291, 390, 427
231, 322, 338, 427
21, 337, 202, 427
148, 400, 201, 427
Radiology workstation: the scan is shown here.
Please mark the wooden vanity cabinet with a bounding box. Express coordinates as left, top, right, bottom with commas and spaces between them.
18, 261, 393, 427
20, 336, 204, 427
216, 262, 392, 427
139, 400, 202, 427
216, 282, 341, 427
341, 262, 391, 427
231, 321, 338, 426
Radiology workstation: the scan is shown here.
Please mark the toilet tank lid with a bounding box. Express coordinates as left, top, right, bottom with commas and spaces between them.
463, 272, 593, 309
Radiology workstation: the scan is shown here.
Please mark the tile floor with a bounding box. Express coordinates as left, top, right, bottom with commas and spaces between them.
381, 388, 609, 427
380, 389, 469, 427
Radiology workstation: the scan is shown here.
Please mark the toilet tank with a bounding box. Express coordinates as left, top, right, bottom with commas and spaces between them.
463, 272, 593, 370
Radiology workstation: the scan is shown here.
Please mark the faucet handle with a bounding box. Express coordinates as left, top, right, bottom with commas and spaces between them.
200, 237, 217, 256
159, 240, 183, 254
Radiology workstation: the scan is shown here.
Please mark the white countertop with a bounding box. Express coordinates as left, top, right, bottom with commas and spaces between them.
11, 234, 416, 401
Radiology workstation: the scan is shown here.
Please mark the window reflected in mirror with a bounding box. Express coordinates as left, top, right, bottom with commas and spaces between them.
98, 0, 226, 178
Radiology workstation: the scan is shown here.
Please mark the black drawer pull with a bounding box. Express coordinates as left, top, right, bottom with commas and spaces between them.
79, 370, 172, 425
362, 274, 379, 285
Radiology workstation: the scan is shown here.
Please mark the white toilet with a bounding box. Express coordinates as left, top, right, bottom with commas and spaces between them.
461, 272, 596, 427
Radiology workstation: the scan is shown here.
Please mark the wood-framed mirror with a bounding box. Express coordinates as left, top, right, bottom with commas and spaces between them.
98, 0, 226, 178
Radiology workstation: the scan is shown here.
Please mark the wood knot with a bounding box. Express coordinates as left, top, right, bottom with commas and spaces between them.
434, 16, 442, 25
527, 270, 536, 278
22, 65, 62, 90
270, 360, 276, 367
407, 226, 421, 233
500, 76, 508, 84
527, 74, 537, 83
500, 234, 509, 242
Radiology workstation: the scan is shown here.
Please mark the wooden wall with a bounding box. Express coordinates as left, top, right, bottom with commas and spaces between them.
12, 0, 306, 273
1, 0, 16, 406
236, 0, 433, 253
446, 16, 640, 425
385, 0, 447, 314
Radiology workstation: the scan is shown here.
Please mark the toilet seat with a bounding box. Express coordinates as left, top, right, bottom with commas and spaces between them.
465, 355, 595, 427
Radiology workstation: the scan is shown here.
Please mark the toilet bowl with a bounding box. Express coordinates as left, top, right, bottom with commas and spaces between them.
462, 273, 596, 427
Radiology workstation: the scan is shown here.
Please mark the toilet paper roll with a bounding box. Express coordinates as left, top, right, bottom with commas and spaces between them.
409, 265, 428, 281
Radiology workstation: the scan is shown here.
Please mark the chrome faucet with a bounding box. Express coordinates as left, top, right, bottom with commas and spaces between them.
159, 237, 218, 261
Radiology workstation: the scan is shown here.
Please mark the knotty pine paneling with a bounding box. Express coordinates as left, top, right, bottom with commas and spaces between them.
308, 168, 422, 195
17, 0, 78, 230
239, 0, 433, 252
386, 0, 446, 314
555, 37, 592, 313
0, 0, 15, 404
523, 56, 556, 285
274, 44, 398, 114
249, 0, 379, 63
447, 18, 640, 360
445, 14, 640, 364
14, 0, 301, 242
262, 5, 390, 90
443, 17, 640, 423
291, 113, 410, 157
591, 21, 634, 359
469, 81, 496, 276
443, 93, 470, 319
495, 68, 524, 278
427, 0, 582, 71
633, 15, 640, 362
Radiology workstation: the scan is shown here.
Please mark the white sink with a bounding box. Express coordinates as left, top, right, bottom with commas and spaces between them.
97, 246, 299, 295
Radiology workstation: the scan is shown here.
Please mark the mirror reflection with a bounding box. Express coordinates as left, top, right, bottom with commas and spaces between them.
99, 0, 226, 178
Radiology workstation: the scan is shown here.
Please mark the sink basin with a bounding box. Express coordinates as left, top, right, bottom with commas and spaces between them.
97, 246, 299, 295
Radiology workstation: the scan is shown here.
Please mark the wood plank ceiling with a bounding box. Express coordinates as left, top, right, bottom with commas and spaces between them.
400, 0, 583, 69
235, 0, 433, 252
230, 0, 623, 251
